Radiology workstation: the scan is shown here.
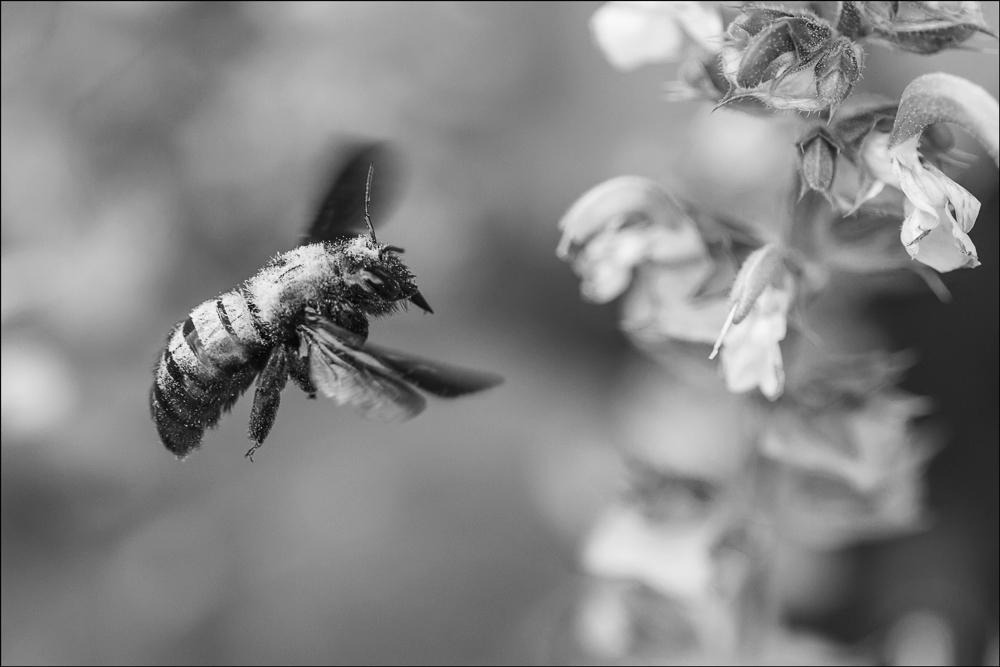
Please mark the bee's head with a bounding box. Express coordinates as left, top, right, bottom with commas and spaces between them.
345, 237, 433, 315
344, 160, 433, 315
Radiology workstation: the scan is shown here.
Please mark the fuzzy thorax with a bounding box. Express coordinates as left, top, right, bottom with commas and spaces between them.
242, 236, 417, 342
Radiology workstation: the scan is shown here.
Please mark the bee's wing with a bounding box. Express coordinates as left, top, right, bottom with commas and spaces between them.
301, 141, 402, 245
361, 343, 504, 398
302, 319, 426, 423
305, 312, 502, 397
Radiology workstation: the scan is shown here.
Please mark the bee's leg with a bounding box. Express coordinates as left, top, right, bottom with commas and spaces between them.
287, 341, 317, 398
247, 345, 288, 460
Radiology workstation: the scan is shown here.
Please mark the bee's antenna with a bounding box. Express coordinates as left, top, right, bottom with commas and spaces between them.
364, 162, 378, 244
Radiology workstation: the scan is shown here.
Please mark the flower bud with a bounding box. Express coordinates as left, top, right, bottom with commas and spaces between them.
725, 243, 787, 327
858, 1, 997, 54
814, 39, 862, 114
735, 20, 799, 89
719, 8, 863, 113
797, 128, 839, 199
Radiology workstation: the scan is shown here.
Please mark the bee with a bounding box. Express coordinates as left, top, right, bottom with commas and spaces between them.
151, 142, 502, 459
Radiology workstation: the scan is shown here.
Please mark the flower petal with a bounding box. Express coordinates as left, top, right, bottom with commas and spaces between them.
590, 2, 685, 70
762, 394, 931, 493
717, 275, 793, 400
622, 261, 732, 344
892, 138, 981, 272
890, 73, 999, 166
582, 504, 717, 601
558, 176, 707, 302
901, 215, 979, 272
861, 131, 901, 188
670, 1, 725, 54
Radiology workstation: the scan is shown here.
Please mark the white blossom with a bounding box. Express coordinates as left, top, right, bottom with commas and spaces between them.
590, 1, 723, 71
717, 275, 793, 400
892, 137, 981, 272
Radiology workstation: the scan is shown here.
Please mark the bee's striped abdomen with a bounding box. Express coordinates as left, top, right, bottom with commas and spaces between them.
151, 291, 267, 457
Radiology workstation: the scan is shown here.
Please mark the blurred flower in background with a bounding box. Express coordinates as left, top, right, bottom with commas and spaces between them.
589, 1, 724, 71
0, 340, 77, 439
559, 1, 999, 665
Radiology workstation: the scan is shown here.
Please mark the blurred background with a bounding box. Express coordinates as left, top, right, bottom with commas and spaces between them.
1, 2, 996, 664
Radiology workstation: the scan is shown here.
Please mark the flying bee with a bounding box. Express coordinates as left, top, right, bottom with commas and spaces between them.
151, 142, 502, 459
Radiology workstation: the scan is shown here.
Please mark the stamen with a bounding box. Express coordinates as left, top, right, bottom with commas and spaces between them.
364, 163, 378, 244
710, 302, 738, 360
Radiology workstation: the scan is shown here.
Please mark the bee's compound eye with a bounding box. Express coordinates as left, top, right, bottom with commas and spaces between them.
362, 267, 402, 300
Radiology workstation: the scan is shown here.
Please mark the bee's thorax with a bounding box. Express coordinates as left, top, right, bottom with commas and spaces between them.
243, 244, 339, 340
242, 238, 414, 342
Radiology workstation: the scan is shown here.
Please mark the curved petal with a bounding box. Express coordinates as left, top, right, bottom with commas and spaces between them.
893, 139, 981, 272
891, 73, 1000, 165
902, 213, 979, 272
